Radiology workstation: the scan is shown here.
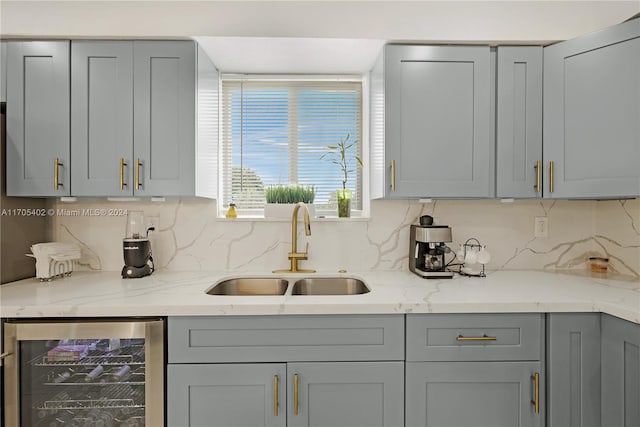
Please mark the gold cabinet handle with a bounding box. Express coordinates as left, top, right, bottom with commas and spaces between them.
531, 372, 540, 414
390, 160, 396, 192
274, 375, 279, 416
534, 160, 541, 193
549, 161, 554, 193
456, 334, 497, 342
294, 373, 299, 416
120, 158, 127, 190
135, 158, 141, 190
54, 158, 63, 190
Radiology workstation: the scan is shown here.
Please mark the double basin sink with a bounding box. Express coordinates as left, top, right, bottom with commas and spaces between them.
206, 276, 370, 296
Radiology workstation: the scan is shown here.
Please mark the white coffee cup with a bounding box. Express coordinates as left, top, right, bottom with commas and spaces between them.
464, 248, 477, 264
477, 247, 491, 265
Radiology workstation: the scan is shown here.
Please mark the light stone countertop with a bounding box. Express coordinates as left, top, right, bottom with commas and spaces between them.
0, 270, 638, 324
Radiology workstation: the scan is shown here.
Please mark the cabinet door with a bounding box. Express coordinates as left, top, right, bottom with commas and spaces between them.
547, 313, 601, 427
6, 41, 70, 196
496, 46, 543, 198
406, 361, 543, 427
385, 45, 492, 198
543, 18, 640, 198
601, 314, 640, 427
71, 41, 134, 196
167, 363, 286, 427
133, 41, 195, 196
288, 362, 404, 427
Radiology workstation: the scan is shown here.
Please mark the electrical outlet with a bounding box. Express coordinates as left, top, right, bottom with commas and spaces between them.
534, 216, 548, 237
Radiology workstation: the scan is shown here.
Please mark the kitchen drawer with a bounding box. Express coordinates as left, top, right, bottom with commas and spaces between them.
406, 314, 543, 361
168, 315, 404, 363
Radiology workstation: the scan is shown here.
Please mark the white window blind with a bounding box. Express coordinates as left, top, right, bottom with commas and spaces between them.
220, 77, 363, 214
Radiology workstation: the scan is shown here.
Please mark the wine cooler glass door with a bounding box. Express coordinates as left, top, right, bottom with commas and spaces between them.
3, 319, 164, 427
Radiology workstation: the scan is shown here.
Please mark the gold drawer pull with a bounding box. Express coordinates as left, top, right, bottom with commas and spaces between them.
120, 158, 127, 190
135, 158, 142, 190
531, 372, 540, 414
294, 373, 299, 415
549, 161, 554, 193
390, 160, 396, 192
274, 375, 279, 417
534, 160, 541, 193
456, 334, 497, 342
54, 158, 63, 190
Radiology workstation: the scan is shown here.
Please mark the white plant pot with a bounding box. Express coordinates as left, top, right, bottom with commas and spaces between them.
264, 203, 315, 219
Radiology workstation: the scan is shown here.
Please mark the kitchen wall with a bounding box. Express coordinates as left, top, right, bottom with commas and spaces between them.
48, 197, 639, 278
594, 198, 640, 277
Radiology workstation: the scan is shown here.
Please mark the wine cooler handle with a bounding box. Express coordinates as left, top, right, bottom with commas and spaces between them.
0, 351, 12, 366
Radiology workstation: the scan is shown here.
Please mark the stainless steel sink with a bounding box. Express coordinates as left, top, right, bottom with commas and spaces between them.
207, 278, 289, 296
291, 277, 370, 295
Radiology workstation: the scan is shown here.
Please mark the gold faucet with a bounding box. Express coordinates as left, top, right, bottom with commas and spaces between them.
273, 202, 316, 273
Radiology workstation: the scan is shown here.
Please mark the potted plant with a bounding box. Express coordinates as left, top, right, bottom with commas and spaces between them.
264, 185, 316, 219
320, 134, 363, 217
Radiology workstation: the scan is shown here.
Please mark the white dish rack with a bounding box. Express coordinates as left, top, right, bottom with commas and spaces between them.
26, 243, 81, 281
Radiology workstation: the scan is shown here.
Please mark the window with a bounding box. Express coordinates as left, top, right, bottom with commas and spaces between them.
220, 76, 363, 216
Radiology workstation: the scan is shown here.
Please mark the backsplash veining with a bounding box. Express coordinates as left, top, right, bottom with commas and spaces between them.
49, 198, 640, 278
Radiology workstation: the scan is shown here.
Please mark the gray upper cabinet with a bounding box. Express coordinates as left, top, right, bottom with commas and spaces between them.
384, 45, 492, 198
543, 18, 640, 199
133, 41, 195, 197
547, 313, 601, 427
601, 314, 640, 427
6, 41, 70, 196
71, 41, 134, 196
7, 40, 217, 198
496, 46, 543, 199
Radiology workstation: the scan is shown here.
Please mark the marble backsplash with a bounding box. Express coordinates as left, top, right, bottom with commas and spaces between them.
47, 198, 640, 278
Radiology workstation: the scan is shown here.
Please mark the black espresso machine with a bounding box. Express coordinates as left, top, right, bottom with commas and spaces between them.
409, 215, 454, 278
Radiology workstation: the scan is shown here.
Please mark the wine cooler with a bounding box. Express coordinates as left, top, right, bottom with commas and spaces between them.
2, 319, 164, 426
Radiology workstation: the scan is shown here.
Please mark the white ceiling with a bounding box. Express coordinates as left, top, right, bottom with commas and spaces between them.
195, 37, 385, 73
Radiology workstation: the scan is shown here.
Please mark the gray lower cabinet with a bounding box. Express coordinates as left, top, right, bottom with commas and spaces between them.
287, 362, 404, 427
167, 362, 404, 427
384, 45, 492, 198
496, 46, 543, 199
543, 18, 640, 198
405, 313, 545, 427
6, 41, 70, 196
601, 314, 640, 426
168, 363, 287, 427
406, 361, 543, 427
167, 315, 405, 427
547, 313, 601, 427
